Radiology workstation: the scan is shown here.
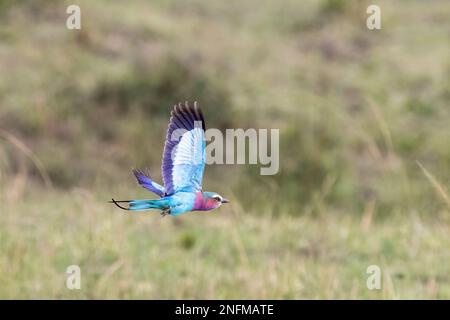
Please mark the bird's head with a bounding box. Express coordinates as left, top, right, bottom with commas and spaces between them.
202, 191, 230, 211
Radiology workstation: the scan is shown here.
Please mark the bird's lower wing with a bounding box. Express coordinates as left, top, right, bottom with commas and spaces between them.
133, 169, 165, 197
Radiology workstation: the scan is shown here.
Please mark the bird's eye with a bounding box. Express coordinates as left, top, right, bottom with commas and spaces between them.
213, 195, 222, 202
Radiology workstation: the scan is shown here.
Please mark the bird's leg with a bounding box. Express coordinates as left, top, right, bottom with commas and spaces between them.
160, 207, 170, 217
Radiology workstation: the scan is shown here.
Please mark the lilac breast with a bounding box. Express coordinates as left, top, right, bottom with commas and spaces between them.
193, 192, 205, 211
192, 192, 217, 211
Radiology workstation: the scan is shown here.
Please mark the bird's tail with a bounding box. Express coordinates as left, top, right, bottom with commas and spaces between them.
109, 198, 169, 211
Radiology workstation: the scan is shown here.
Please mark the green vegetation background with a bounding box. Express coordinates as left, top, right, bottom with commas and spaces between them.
0, 0, 449, 298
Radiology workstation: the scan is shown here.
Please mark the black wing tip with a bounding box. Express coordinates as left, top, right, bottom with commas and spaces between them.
132, 168, 144, 177
132, 168, 153, 179
171, 100, 205, 130
172, 101, 202, 116
132, 168, 144, 184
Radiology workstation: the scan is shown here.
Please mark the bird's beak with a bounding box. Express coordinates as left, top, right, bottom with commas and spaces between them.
221, 198, 230, 204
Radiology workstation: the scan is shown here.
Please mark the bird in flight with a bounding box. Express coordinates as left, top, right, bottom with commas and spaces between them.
110, 101, 229, 216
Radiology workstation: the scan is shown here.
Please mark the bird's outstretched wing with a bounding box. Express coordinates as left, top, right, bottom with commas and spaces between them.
132, 169, 166, 197
162, 101, 206, 195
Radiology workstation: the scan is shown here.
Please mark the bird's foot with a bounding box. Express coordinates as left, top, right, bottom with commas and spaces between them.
160, 208, 170, 217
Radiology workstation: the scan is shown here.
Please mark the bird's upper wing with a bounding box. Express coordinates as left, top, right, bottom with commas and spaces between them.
162, 102, 206, 195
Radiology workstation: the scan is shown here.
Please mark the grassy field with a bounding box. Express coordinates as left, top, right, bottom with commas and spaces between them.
0, 0, 449, 299
1, 189, 449, 299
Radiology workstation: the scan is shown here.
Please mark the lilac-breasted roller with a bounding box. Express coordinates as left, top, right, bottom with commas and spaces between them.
110, 101, 229, 216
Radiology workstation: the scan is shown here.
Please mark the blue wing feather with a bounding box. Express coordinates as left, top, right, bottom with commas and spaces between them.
133, 169, 166, 197
162, 102, 206, 195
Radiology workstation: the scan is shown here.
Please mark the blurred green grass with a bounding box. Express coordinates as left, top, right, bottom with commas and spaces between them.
0, 0, 449, 298
0, 189, 449, 299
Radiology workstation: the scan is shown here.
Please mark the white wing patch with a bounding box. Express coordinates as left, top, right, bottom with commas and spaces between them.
170, 127, 205, 192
